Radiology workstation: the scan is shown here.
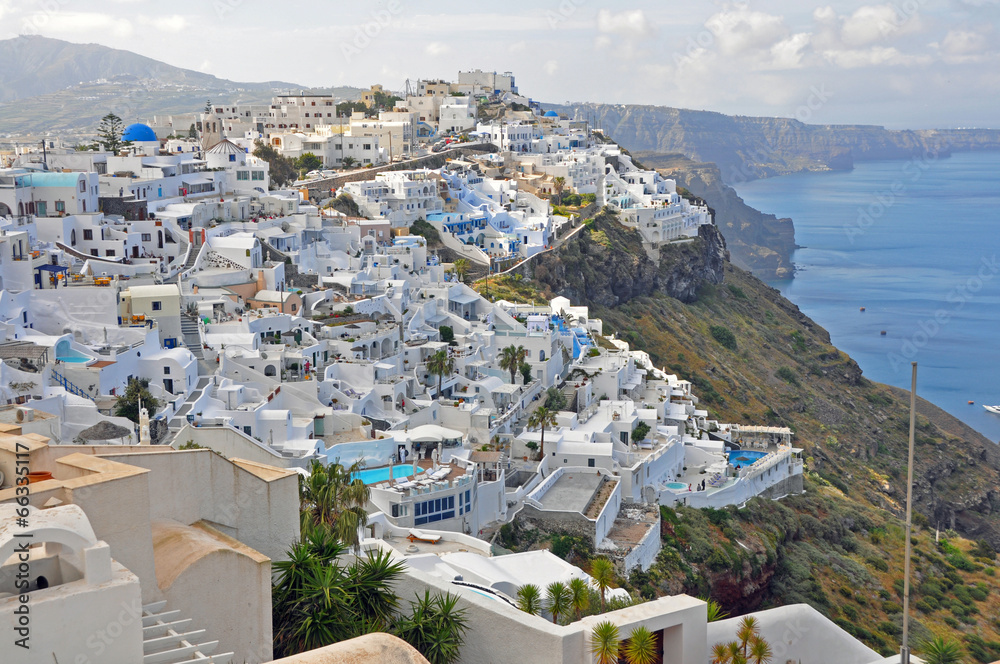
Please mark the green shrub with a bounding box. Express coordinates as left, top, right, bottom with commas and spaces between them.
842, 605, 859, 620
867, 557, 889, 572
776, 366, 800, 386
727, 285, 747, 300
709, 325, 737, 350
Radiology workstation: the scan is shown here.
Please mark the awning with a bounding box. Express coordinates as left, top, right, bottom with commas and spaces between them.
182, 177, 213, 186
450, 292, 480, 305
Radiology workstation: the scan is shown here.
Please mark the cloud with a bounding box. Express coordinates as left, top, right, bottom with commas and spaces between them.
34, 12, 134, 39
706, 7, 788, 57
138, 14, 187, 33
508, 40, 527, 53
596, 9, 656, 39
544, 59, 559, 76
424, 41, 451, 56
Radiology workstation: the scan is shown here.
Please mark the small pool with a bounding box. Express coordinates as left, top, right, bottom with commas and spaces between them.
666, 482, 688, 491
55, 341, 93, 364
351, 464, 415, 484
727, 450, 767, 466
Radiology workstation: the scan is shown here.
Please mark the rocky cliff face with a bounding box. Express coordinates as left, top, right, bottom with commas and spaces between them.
512, 208, 728, 305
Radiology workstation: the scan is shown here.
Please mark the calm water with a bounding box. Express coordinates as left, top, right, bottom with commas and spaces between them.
733, 151, 1000, 443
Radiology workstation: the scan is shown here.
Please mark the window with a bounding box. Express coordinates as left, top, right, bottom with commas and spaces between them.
141, 233, 151, 241
90, 249, 99, 257
237, 171, 249, 181
55, 201, 65, 213
588, 458, 596, 468
105, 249, 115, 257
363, 143, 371, 150
243, 426, 252, 435
152, 301, 162, 311
413, 495, 456, 525
163, 366, 170, 375
252, 171, 264, 181
83, 229, 93, 241
79, 181, 86, 193
229, 154, 237, 162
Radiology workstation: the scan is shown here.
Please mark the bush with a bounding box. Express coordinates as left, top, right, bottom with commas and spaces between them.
727, 285, 747, 300
776, 366, 800, 386
709, 325, 737, 350
632, 422, 651, 442
439, 326, 454, 343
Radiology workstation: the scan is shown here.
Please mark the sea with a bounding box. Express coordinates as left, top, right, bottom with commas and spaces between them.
732, 151, 1000, 443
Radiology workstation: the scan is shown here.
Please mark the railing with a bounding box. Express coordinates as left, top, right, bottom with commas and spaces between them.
51, 369, 94, 401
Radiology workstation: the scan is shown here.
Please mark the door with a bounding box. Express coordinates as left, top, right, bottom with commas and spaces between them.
163, 378, 174, 394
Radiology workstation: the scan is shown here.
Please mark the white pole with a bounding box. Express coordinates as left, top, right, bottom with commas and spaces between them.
901, 362, 917, 664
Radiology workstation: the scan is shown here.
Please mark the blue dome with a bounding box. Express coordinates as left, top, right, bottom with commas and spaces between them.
544, 110, 559, 117
122, 123, 157, 142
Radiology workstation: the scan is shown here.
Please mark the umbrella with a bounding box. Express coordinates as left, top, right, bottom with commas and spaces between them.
389, 461, 394, 484
77, 420, 132, 443
412, 452, 418, 476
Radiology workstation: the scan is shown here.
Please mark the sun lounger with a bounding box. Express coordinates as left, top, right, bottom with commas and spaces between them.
430, 467, 450, 481
407, 529, 442, 544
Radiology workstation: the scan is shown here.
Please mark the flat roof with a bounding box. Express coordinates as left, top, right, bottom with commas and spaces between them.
536, 471, 604, 513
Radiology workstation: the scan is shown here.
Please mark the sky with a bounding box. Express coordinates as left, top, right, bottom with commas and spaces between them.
2, 0, 999, 129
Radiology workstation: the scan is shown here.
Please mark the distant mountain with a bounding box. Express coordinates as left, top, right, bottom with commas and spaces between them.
0, 36, 363, 135
553, 102, 1000, 184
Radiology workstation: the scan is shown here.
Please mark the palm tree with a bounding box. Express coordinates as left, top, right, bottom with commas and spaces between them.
545, 581, 571, 624
341, 156, 357, 170
569, 577, 590, 620
623, 625, 657, 664
499, 344, 526, 384
516, 583, 542, 615
553, 176, 566, 205
747, 635, 772, 664
527, 406, 557, 458
920, 635, 965, 664
590, 621, 620, 664
590, 557, 615, 613
453, 258, 469, 283
299, 459, 370, 551
711, 642, 734, 664
426, 349, 455, 398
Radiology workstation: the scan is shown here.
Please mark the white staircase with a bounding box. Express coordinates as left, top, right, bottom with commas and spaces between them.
141, 601, 233, 663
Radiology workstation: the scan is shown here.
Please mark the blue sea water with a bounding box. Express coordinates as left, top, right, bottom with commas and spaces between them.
733, 151, 1000, 443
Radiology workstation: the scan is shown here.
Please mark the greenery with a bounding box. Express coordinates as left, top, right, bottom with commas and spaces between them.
409, 219, 441, 246
439, 325, 455, 344
591, 620, 620, 664
427, 350, 455, 397
253, 140, 296, 187
710, 616, 773, 664
499, 345, 527, 384
591, 557, 616, 613
623, 625, 658, 664
709, 324, 738, 350
544, 386, 568, 410
546, 581, 571, 624
294, 152, 323, 174
272, 528, 467, 663
114, 378, 160, 424
633, 422, 651, 442
919, 635, 965, 664
527, 406, 558, 458
776, 365, 800, 386
519, 361, 533, 385
516, 583, 542, 615
97, 113, 132, 154
299, 459, 369, 551
453, 258, 470, 283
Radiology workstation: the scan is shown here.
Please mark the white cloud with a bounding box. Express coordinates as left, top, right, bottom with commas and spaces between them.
544, 59, 559, 76
706, 7, 788, 57
596, 9, 655, 39
940, 28, 989, 55
508, 40, 527, 53
424, 41, 451, 56
138, 14, 187, 33
36, 12, 134, 39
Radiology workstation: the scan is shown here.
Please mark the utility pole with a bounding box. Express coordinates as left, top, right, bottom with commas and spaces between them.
900, 361, 917, 664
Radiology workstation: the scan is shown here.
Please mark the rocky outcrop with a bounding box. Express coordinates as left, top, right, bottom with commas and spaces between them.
513, 208, 727, 306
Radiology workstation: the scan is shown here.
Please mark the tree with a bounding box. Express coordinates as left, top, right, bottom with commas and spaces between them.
920, 635, 965, 664
253, 140, 297, 187
393, 591, 468, 664
114, 377, 159, 423
623, 625, 657, 664
499, 344, 526, 384
439, 325, 455, 344
736, 616, 759, 659
295, 152, 323, 174
590, 621, 620, 664
188, 123, 197, 138
553, 176, 566, 205
569, 577, 590, 620
204, 99, 212, 113
747, 635, 773, 664
527, 406, 557, 458
97, 113, 131, 154
711, 642, 734, 664
545, 581, 571, 624
632, 421, 651, 443
519, 361, 533, 385
590, 557, 615, 613
299, 459, 370, 551
453, 258, 469, 283
427, 349, 455, 398
341, 156, 358, 170
705, 598, 729, 622
516, 584, 542, 615
543, 386, 567, 411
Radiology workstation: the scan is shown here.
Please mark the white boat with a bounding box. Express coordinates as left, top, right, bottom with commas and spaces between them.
984, 405, 1000, 415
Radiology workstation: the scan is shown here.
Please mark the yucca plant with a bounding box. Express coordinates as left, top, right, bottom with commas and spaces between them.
711, 642, 734, 664
705, 598, 729, 622
545, 581, 572, 624
623, 625, 658, 664
393, 591, 468, 664
747, 635, 773, 664
590, 620, 620, 664
919, 635, 965, 664
590, 557, 616, 613
569, 577, 590, 620
516, 583, 543, 615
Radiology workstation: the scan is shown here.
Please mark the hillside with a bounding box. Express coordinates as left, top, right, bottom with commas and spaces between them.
481, 208, 1000, 657
0, 36, 363, 135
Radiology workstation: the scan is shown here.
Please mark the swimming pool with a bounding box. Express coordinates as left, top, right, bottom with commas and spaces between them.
55, 340, 93, 364
666, 482, 688, 491
726, 450, 767, 466
351, 464, 415, 484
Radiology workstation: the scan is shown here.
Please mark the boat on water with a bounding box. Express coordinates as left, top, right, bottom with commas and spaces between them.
984, 405, 1000, 415
860, 307, 866, 312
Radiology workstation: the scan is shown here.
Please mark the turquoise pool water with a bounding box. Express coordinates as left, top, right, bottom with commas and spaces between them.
666, 482, 688, 490
351, 464, 415, 484
57, 356, 92, 363
727, 450, 767, 466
